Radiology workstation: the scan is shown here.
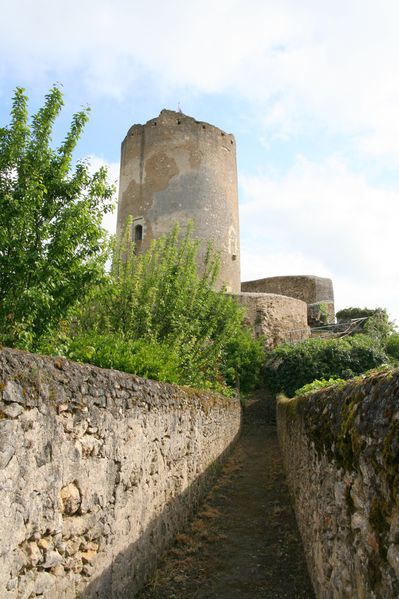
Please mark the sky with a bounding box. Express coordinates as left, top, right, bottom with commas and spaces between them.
1, 0, 398, 325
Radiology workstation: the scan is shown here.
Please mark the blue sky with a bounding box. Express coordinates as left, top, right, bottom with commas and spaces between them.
1, 0, 398, 325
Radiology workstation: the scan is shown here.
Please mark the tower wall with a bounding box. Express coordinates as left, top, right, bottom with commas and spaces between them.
117, 110, 240, 292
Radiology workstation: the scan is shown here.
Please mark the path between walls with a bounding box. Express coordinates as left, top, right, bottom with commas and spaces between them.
138, 390, 314, 599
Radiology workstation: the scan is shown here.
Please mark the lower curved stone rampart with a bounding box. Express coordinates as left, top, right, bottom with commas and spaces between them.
277, 370, 399, 598
0, 348, 241, 598
234, 292, 310, 349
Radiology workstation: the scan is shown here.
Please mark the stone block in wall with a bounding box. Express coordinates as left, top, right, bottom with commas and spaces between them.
0, 348, 241, 598
233, 292, 310, 349
277, 369, 399, 598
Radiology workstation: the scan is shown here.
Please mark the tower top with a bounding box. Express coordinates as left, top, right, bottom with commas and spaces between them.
124, 109, 234, 144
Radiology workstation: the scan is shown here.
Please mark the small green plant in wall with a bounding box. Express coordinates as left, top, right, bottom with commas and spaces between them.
318, 302, 330, 324
294, 377, 346, 397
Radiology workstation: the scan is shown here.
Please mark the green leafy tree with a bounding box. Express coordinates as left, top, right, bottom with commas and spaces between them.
62, 222, 264, 394
0, 85, 114, 348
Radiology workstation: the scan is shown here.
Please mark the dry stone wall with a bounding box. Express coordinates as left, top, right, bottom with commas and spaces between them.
277, 370, 399, 598
0, 348, 241, 598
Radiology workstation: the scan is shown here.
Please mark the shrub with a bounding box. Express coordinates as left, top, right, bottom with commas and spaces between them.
265, 334, 388, 397
386, 333, 399, 362
294, 377, 346, 397
54, 222, 264, 395
336, 307, 384, 322
221, 327, 265, 393
66, 333, 182, 385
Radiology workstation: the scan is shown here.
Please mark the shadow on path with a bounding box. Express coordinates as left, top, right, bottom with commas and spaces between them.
138, 389, 314, 599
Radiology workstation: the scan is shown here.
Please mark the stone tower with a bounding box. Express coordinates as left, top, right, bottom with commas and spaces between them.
116, 109, 241, 292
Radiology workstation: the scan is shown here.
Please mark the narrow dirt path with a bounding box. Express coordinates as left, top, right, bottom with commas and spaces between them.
138, 389, 315, 599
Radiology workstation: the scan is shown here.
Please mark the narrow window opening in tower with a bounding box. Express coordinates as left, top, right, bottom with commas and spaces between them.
134, 224, 143, 242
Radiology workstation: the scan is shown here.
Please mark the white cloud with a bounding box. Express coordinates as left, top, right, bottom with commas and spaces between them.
2, 1, 399, 160
239, 156, 399, 323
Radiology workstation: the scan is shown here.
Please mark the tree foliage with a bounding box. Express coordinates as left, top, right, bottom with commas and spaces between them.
0, 86, 263, 396
336, 307, 395, 339
336, 306, 396, 346
58, 222, 264, 394
265, 334, 388, 397
386, 333, 399, 363
0, 85, 114, 347
336, 306, 380, 322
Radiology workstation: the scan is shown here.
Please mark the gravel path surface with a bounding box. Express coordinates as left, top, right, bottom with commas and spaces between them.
138, 389, 315, 599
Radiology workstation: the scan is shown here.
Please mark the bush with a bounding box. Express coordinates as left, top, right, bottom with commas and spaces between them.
51, 222, 264, 395
221, 328, 265, 393
66, 333, 182, 385
386, 333, 399, 362
294, 377, 346, 397
265, 334, 388, 397
336, 307, 384, 322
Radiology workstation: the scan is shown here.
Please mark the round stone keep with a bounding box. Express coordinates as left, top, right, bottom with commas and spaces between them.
117, 109, 241, 293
